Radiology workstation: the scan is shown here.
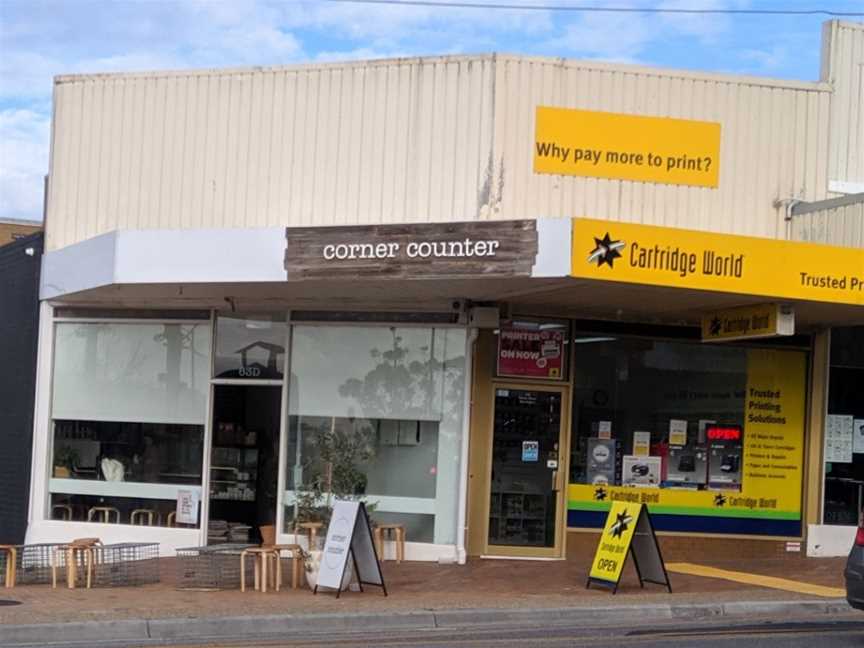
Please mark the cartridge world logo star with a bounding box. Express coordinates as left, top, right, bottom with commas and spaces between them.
594, 487, 608, 501
714, 493, 727, 507
609, 509, 633, 538
709, 316, 723, 337
588, 233, 626, 268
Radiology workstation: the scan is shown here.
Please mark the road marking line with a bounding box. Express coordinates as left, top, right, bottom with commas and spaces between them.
666, 562, 845, 598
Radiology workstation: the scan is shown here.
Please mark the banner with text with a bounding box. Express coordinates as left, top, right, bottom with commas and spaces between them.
571, 217, 864, 306
497, 323, 566, 379
534, 107, 721, 188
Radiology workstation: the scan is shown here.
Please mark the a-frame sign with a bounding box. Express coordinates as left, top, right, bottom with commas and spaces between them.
314, 500, 387, 598
586, 502, 672, 594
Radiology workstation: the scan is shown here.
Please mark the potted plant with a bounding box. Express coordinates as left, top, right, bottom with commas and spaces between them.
293, 417, 378, 590
53, 446, 79, 478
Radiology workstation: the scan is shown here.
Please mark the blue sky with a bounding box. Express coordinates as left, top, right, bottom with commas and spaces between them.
1, 0, 862, 221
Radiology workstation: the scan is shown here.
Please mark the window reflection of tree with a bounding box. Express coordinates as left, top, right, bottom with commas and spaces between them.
292, 329, 465, 527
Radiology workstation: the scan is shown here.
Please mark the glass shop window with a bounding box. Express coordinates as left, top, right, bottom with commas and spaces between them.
570, 336, 749, 491
49, 321, 210, 527
213, 313, 288, 380
823, 327, 864, 526
283, 326, 467, 545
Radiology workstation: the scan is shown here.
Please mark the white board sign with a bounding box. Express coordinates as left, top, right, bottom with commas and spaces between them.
175, 489, 199, 525
315, 500, 387, 598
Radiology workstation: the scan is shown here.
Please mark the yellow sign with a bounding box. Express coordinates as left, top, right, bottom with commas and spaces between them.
570, 349, 807, 536
742, 349, 806, 515
589, 502, 640, 584
572, 217, 864, 306
534, 107, 721, 188
702, 303, 795, 342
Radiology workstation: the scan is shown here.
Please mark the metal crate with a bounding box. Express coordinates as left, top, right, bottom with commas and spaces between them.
13, 543, 63, 585
9, 542, 160, 587
92, 543, 160, 587
175, 544, 255, 590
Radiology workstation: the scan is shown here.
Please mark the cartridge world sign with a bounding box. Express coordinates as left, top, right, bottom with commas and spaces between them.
572, 217, 864, 305
285, 220, 538, 280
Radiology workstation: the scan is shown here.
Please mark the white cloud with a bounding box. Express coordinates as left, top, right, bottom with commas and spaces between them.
0, 108, 50, 220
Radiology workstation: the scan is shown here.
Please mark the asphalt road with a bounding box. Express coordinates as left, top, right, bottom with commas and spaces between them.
168, 615, 864, 648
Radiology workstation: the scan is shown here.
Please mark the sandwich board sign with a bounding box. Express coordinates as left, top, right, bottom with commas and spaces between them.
314, 500, 387, 598
586, 502, 672, 594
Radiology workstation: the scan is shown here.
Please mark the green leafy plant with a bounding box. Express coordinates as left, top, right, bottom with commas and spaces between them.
54, 445, 80, 470
294, 418, 377, 531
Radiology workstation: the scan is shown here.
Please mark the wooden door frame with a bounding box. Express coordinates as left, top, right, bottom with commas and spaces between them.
481, 381, 572, 559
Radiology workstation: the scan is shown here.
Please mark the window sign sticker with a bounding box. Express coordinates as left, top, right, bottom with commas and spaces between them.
598, 421, 612, 440
497, 323, 566, 379
522, 441, 539, 462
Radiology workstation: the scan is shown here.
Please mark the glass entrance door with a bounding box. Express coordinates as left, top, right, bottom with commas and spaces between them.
208, 385, 282, 545
486, 385, 568, 558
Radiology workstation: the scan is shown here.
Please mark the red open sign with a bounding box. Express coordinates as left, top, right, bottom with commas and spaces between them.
706, 425, 742, 441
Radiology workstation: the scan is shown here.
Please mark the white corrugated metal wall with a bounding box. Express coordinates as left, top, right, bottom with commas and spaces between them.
492, 57, 831, 239
46, 57, 496, 251
822, 20, 864, 192
45, 25, 863, 251
791, 195, 864, 248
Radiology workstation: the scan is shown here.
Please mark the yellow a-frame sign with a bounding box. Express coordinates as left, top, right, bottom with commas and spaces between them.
586, 502, 672, 594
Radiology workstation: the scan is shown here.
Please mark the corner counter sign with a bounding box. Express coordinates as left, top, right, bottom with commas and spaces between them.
285, 220, 538, 281
572, 217, 864, 306
586, 502, 671, 594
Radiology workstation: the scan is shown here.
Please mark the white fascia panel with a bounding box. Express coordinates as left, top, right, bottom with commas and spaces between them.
114, 227, 286, 284
828, 180, 864, 195
40, 231, 117, 300
40, 227, 288, 299
532, 218, 572, 278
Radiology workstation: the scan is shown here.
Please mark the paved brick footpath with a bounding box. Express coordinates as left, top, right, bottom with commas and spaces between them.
0, 544, 847, 626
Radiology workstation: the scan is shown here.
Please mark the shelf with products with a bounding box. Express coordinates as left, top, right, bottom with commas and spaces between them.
209, 465, 256, 502
488, 491, 549, 543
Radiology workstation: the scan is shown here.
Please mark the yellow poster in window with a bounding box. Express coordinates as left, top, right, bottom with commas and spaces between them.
534, 107, 721, 188
589, 502, 641, 583
741, 348, 806, 516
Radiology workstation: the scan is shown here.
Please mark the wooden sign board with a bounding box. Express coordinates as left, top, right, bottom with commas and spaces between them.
314, 501, 387, 598
285, 220, 538, 281
586, 502, 671, 594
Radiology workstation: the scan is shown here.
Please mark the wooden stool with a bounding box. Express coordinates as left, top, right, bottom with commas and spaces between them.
240, 547, 276, 593
52, 504, 73, 520
131, 509, 159, 526
240, 544, 304, 593
0, 545, 17, 588
373, 524, 406, 563
52, 538, 101, 589
87, 506, 120, 523
295, 522, 324, 549
273, 544, 304, 590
